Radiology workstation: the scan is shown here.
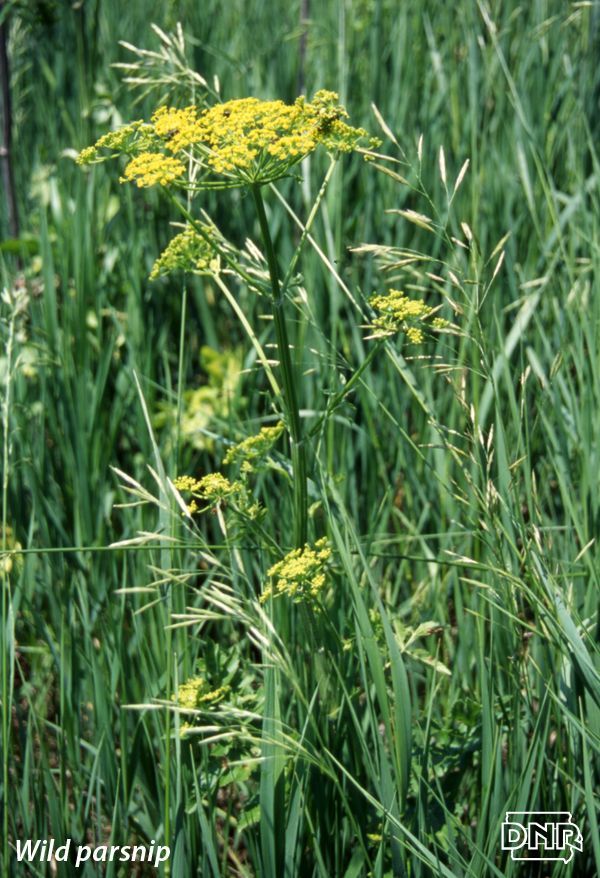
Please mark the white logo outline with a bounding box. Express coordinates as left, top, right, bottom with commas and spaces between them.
501, 811, 583, 863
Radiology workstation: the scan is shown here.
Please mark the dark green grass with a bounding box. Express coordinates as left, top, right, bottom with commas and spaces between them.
1, 1, 600, 875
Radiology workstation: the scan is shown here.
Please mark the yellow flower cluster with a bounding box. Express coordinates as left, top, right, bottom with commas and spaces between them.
76, 121, 148, 165
202, 98, 310, 172
260, 538, 332, 604
173, 475, 203, 492
181, 90, 369, 177
77, 90, 377, 188
369, 288, 434, 341
151, 105, 200, 152
223, 422, 285, 472
173, 676, 230, 710
150, 227, 216, 280
121, 152, 186, 187
173, 470, 264, 519
174, 472, 243, 504
197, 472, 243, 501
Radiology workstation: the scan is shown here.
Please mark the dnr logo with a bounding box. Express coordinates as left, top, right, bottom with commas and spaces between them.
501, 812, 583, 863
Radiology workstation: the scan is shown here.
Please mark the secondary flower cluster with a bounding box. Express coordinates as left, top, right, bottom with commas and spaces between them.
173, 416, 291, 520
173, 675, 230, 710
223, 422, 284, 472
77, 90, 377, 187
76, 120, 147, 165
121, 152, 186, 187
173, 472, 245, 514
260, 538, 332, 605
150, 227, 216, 279
369, 288, 447, 342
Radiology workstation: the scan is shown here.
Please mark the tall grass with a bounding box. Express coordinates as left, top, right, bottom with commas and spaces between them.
1, 1, 600, 875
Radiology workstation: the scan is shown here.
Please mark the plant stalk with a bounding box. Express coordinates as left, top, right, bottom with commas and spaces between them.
252, 185, 307, 548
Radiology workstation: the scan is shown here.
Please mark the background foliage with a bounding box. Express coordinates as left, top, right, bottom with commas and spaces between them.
1, 0, 600, 875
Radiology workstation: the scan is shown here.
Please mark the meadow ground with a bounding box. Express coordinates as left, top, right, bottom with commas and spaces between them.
1, 2, 600, 876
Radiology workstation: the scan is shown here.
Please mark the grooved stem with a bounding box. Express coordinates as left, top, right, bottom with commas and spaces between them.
252, 185, 307, 548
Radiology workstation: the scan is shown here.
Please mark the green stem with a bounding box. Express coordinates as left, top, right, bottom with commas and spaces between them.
277, 157, 337, 296
251, 185, 307, 548
162, 280, 188, 878
163, 637, 172, 878
175, 284, 187, 473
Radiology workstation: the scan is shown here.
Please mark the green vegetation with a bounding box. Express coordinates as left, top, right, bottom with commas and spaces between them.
1, 2, 600, 876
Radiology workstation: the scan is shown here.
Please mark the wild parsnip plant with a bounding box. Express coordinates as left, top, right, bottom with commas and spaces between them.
2, 3, 600, 877
77, 86, 379, 552
75, 81, 432, 875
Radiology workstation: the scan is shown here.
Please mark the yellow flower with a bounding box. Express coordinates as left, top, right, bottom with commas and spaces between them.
192, 96, 313, 177
152, 105, 201, 153
173, 676, 230, 710
173, 472, 244, 505
261, 538, 332, 605
77, 91, 378, 188
158, 91, 372, 183
223, 422, 284, 472
368, 288, 433, 340
121, 152, 185, 187
173, 475, 203, 493
76, 121, 148, 165
406, 326, 424, 344
173, 470, 262, 517
150, 227, 216, 279
195, 472, 243, 502
173, 676, 205, 710
199, 684, 230, 704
